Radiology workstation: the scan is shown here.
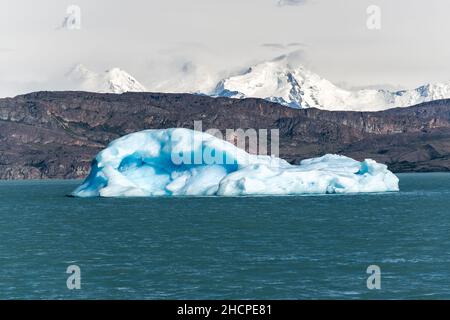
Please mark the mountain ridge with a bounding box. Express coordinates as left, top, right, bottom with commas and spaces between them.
1, 91, 450, 179
61, 58, 450, 112
212, 56, 450, 111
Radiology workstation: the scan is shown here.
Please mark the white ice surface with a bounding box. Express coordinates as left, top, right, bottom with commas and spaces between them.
72, 128, 399, 197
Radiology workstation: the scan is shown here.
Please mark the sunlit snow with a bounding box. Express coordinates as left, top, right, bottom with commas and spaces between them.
72, 128, 399, 197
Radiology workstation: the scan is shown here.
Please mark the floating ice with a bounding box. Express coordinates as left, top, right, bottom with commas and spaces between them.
71, 128, 399, 197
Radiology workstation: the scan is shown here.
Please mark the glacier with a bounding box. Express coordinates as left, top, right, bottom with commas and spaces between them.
71, 128, 399, 197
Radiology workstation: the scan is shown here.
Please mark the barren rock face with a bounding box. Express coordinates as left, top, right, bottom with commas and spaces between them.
1, 91, 450, 179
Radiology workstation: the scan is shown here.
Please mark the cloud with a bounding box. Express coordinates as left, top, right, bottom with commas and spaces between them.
276, 50, 307, 66
261, 42, 305, 50
145, 55, 224, 94
276, 0, 307, 7
336, 81, 406, 92
261, 43, 286, 49
287, 42, 305, 47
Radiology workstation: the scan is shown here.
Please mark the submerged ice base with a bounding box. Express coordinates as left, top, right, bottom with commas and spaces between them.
72, 128, 399, 197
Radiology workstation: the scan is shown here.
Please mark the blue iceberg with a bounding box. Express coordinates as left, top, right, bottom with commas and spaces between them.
71, 128, 399, 197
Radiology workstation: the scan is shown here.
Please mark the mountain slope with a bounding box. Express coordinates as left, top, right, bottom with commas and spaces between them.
66, 64, 147, 94
213, 56, 450, 111
1, 91, 450, 179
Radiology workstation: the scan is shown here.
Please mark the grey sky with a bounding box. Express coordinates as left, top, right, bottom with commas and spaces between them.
276, 0, 308, 6
0, 0, 449, 97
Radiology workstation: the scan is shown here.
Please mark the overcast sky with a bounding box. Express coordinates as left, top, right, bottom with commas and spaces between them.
1, 0, 449, 97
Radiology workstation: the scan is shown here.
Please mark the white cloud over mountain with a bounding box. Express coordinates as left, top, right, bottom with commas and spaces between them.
66, 64, 147, 93
2, 0, 450, 100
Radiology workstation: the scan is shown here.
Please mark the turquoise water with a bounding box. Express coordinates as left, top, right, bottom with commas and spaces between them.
0, 173, 449, 299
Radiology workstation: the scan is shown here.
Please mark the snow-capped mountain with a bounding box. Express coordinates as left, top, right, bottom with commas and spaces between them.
66, 64, 147, 94
63, 60, 450, 111
212, 56, 450, 111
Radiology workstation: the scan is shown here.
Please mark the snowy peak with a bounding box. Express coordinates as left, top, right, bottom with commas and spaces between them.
213, 56, 343, 109
213, 56, 450, 111
64, 60, 450, 111
66, 64, 147, 94
102, 68, 147, 93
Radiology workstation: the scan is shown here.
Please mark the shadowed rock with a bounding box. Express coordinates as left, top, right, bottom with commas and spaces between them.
1, 91, 450, 179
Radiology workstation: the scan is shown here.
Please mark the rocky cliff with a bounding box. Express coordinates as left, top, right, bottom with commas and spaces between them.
1, 91, 450, 179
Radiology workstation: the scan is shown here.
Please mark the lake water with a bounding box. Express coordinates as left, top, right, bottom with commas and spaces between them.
0, 173, 449, 299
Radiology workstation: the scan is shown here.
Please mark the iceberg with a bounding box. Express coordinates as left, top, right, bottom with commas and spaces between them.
71, 128, 399, 197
